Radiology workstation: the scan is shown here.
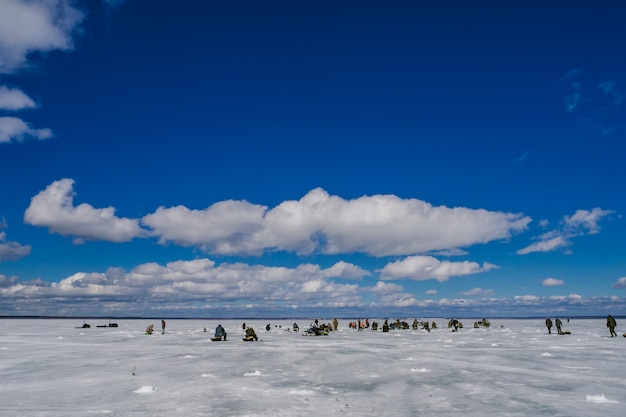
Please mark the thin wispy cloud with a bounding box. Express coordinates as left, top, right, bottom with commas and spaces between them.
515, 151, 528, 164
559, 70, 625, 138
564, 82, 583, 113
518, 208, 613, 255
597, 80, 624, 105
459, 287, 494, 297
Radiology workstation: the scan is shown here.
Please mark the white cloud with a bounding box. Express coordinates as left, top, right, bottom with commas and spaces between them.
0, 0, 83, 73
142, 200, 268, 254
322, 261, 370, 280
24, 178, 145, 242
0, 116, 52, 143
563, 208, 614, 234
379, 255, 498, 282
518, 208, 613, 255
612, 277, 626, 289
0, 86, 36, 110
0, 229, 31, 262
542, 277, 565, 286
459, 287, 494, 297
0, 274, 19, 288
0, 258, 367, 311
1, 258, 625, 317
143, 187, 530, 257
517, 236, 569, 255
371, 281, 405, 295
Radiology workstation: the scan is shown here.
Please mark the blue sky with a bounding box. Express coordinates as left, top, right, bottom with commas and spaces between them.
1, 0, 625, 318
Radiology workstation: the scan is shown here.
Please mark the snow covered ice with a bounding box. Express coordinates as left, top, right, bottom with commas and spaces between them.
1, 318, 624, 416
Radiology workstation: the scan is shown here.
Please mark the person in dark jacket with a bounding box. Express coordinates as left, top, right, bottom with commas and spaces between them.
215, 324, 227, 340
245, 327, 258, 341
607, 315, 617, 337
545, 318, 553, 334
555, 318, 562, 334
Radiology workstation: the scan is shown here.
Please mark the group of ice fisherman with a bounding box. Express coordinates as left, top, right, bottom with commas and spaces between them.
545, 315, 623, 337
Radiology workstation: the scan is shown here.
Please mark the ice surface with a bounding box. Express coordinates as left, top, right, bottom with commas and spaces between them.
0, 318, 624, 416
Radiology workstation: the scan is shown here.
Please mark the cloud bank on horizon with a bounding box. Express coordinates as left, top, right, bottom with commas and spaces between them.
1, 0, 625, 317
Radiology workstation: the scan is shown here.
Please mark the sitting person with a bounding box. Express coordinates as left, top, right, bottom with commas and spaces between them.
145, 324, 154, 335
245, 327, 258, 341
215, 324, 227, 340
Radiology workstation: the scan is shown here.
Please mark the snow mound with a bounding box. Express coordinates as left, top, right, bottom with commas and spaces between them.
288, 389, 315, 396
541, 352, 553, 357
411, 368, 431, 373
243, 370, 262, 377
200, 373, 216, 378
585, 394, 618, 404
133, 386, 157, 394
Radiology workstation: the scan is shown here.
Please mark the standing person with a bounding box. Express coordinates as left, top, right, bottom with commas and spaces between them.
545, 318, 553, 334
555, 318, 562, 334
607, 315, 617, 337
161, 320, 166, 334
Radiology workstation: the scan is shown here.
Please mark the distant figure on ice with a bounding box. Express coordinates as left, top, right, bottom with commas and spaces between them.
215, 324, 227, 340
332, 318, 338, 331
555, 318, 562, 334
545, 318, 553, 334
145, 324, 154, 335
161, 320, 166, 334
266, 323, 271, 331
293, 322, 299, 332
382, 319, 389, 333
607, 315, 617, 337
245, 327, 258, 341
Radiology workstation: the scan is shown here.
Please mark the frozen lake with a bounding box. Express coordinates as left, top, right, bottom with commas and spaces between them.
1, 318, 624, 416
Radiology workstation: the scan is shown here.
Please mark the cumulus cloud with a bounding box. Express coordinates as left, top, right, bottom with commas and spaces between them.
0, 0, 84, 144
612, 277, 626, 289
0, 274, 19, 288
0, 258, 369, 314
518, 208, 613, 255
379, 255, 498, 282
24, 178, 145, 243
143, 187, 530, 257
0, 116, 52, 143
0, 86, 36, 110
1, 258, 624, 317
0, 0, 83, 73
542, 278, 565, 286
